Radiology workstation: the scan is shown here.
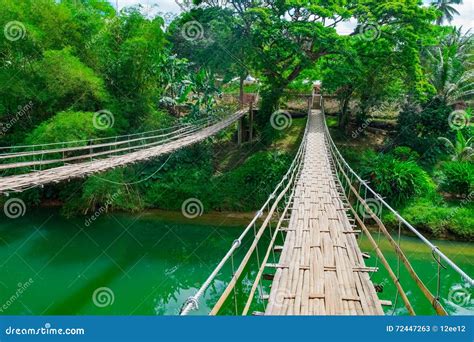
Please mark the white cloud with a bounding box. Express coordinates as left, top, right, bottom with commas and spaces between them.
112, 0, 181, 13
451, 1, 474, 31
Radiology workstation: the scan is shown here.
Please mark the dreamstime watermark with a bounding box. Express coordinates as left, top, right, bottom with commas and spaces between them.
270, 110, 292, 130
0, 101, 34, 136
448, 284, 472, 307
5, 323, 85, 336
84, 190, 121, 227
4, 21, 26, 41
359, 198, 382, 220
351, 117, 374, 139
448, 110, 470, 130
357, 21, 381, 42
93, 109, 115, 130
272, 288, 290, 309
92, 287, 115, 308
439, 191, 473, 227
181, 20, 205, 42
0, 278, 34, 313
181, 198, 203, 219
3, 198, 26, 219
85, 17, 120, 50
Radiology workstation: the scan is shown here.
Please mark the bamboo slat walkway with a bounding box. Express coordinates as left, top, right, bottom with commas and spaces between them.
0, 110, 245, 194
265, 109, 384, 315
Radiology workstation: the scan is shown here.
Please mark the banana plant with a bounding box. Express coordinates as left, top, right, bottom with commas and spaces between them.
158, 55, 194, 116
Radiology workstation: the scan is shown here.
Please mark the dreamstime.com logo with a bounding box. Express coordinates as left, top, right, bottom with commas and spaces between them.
93, 110, 115, 130
84, 191, 121, 227
4, 323, 85, 336
92, 287, 115, 308
3, 198, 26, 219
448, 110, 471, 130
270, 110, 292, 130
272, 288, 291, 309
0, 101, 34, 136
448, 285, 473, 307
359, 198, 382, 220
181, 20, 204, 42
181, 198, 204, 219
357, 21, 381, 41
4, 20, 26, 41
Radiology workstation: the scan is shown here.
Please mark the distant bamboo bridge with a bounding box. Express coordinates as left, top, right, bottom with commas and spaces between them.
0, 110, 248, 194
0, 93, 472, 315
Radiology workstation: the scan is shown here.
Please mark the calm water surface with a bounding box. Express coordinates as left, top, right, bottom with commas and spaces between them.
0, 210, 472, 315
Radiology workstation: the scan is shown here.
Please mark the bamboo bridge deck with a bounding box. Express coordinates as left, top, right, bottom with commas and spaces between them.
264, 110, 384, 315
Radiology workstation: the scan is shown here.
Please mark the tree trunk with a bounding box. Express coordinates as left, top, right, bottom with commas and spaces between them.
258, 84, 285, 127
339, 97, 350, 129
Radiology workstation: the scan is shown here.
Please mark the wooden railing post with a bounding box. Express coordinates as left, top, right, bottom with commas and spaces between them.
237, 116, 243, 145
249, 101, 254, 142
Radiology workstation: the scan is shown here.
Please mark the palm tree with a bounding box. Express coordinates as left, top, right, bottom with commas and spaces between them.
423, 28, 474, 105
438, 130, 474, 161
432, 0, 463, 25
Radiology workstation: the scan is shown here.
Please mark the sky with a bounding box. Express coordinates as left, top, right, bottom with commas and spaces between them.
110, 0, 474, 33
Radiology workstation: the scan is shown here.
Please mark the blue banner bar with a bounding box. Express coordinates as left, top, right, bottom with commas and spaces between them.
0, 316, 472, 342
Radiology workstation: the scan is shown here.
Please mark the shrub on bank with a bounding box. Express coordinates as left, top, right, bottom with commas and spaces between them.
360, 155, 433, 206
436, 161, 474, 197
391, 146, 420, 161
386, 198, 474, 240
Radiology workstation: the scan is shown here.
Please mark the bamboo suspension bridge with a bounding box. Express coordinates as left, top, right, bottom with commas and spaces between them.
179, 94, 474, 316
0, 93, 472, 315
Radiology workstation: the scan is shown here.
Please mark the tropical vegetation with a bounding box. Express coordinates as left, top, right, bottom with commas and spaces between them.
0, 0, 472, 240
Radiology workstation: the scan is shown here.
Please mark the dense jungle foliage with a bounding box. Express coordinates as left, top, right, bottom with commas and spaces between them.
0, 0, 472, 239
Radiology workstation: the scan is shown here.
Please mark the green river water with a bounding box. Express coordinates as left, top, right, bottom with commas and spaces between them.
0, 209, 472, 316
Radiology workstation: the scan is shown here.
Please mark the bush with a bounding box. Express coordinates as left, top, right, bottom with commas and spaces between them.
391, 146, 420, 161
25, 111, 116, 145
436, 161, 474, 197
360, 155, 433, 206
214, 151, 291, 210
386, 197, 474, 240
340, 147, 378, 173
395, 98, 451, 165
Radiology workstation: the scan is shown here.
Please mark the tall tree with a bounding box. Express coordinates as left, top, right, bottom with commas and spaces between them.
194, 0, 437, 123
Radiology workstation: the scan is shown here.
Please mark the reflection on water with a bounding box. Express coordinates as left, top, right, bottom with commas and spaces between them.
0, 209, 472, 315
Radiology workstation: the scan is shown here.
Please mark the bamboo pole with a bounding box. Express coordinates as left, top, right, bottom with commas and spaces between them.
332, 150, 447, 315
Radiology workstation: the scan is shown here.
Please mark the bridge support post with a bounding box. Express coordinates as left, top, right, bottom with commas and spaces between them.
237, 117, 243, 145
249, 101, 254, 142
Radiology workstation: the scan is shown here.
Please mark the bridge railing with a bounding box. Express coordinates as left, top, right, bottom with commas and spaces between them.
321, 96, 473, 315
0, 116, 220, 174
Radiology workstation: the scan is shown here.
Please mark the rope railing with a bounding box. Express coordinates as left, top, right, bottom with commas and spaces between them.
0, 116, 223, 172
320, 96, 474, 315
179, 99, 311, 316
